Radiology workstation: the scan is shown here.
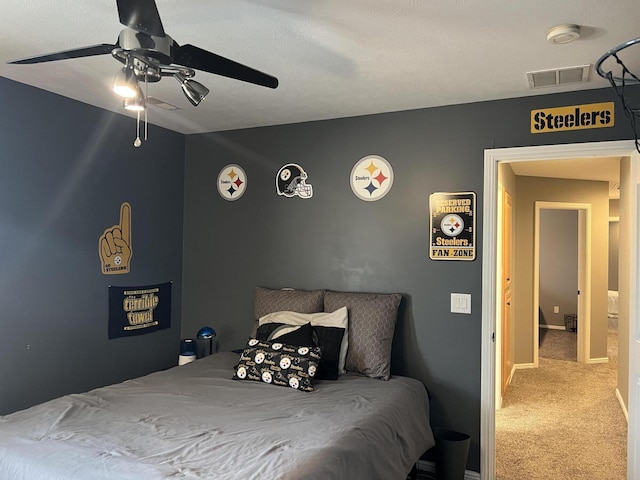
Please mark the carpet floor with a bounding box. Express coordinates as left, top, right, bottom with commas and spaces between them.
495, 324, 627, 480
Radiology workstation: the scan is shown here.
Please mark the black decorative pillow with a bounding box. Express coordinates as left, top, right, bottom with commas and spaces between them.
256, 321, 343, 380
257, 307, 348, 381
259, 321, 314, 346
233, 338, 322, 392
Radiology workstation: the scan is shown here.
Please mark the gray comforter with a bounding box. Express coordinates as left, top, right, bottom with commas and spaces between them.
0, 352, 434, 479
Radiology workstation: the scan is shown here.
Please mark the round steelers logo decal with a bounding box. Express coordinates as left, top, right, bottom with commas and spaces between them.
441, 214, 464, 237
217, 164, 247, 201
350, 155, 394, 202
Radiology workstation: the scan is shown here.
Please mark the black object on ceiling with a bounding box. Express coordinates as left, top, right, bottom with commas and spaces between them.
7, 0, 279, 90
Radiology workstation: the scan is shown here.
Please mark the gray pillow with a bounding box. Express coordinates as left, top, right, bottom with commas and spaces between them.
324, 290, 402, 380
251, 287, 325, 335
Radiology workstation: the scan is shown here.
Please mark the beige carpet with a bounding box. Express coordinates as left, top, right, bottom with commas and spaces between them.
496, 325, 627, 480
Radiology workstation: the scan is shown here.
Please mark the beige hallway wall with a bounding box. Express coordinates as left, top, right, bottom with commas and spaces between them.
513, 176, 610, 364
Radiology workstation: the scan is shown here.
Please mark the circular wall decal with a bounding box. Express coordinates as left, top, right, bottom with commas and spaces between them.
350, 155, 394, 201
217, 164, 247, 201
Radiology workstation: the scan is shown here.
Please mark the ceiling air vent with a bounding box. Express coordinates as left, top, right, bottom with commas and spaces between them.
527, 64, 591, 89
146, 97, 180, 110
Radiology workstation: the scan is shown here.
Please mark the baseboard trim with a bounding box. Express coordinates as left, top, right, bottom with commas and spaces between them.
587, 357, 609, 364
539, 324, 566, 330
416, 460, 480, 480
514, 362, 535, 370
616, 388, 629, 422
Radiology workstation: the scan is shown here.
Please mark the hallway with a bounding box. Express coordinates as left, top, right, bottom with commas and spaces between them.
495, 327, 627, 479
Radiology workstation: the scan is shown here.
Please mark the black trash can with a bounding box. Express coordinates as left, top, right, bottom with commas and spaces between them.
434, 428, 470, 480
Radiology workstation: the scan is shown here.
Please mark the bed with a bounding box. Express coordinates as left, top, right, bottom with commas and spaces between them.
0, 287, 435, 479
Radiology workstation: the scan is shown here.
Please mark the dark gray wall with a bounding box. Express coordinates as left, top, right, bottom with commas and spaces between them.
0, 78, 185, 415
182, 85, 639, 473
539, 209, 578, 327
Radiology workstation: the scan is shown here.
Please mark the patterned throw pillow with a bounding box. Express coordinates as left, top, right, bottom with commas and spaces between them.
233, 338, 322, 392
262, 322, 314, 346
324, 291, 402, 380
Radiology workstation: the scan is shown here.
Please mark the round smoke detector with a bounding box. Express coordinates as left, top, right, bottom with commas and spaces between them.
547, 24, 581, 44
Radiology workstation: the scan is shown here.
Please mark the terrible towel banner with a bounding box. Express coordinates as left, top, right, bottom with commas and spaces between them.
109, 282, 172, 339
429, 192, 476, 261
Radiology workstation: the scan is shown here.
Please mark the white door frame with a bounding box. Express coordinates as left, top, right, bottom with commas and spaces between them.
534, 202, 591, 365
481, 140, 640, 479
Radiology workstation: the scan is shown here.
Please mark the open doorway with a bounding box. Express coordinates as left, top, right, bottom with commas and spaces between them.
538, 207, 580, 362
534, 202, 592, 365
481, 140, 640, 480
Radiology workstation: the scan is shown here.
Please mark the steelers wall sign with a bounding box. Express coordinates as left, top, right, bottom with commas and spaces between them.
429, 192, 476, 261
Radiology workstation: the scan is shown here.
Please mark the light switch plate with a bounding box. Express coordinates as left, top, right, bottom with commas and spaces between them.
451, 293, 472, 314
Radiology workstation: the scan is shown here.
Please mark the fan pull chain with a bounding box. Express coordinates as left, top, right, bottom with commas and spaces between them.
144, 74, 149, 141
133, 74, 149, 148
134, 110, 142, 147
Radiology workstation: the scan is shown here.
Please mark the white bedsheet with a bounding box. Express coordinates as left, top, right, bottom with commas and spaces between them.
0, 351, 434, 480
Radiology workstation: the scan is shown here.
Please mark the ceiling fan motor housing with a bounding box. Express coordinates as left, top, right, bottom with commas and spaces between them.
118, 28, 175, 66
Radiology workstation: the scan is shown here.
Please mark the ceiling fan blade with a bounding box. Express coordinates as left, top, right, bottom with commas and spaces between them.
174, 44, 279, 89
116, 0, 165, 37
8, 44, 117, 64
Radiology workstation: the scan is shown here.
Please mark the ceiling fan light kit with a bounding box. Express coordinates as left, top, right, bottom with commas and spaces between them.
174, 73, 209, 107
113, 66, 140, 99
123, 95, 146, 112
7, 0, 278, 147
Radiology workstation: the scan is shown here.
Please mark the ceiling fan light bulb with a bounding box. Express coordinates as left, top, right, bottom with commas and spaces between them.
113, 67, 139, 98
114, 85, 138, 98
123, 96, 146, 112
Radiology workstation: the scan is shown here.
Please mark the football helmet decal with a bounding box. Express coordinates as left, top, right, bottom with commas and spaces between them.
276, 163, 313, 198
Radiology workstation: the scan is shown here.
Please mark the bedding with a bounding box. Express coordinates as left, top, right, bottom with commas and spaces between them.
0, 351, 434, 480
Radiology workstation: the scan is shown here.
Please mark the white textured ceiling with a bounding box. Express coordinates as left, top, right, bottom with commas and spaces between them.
510, 156, 622, 198
1, 0, 639, 135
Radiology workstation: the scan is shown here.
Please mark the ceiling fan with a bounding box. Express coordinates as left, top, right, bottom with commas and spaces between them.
8, 0, 279, 145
